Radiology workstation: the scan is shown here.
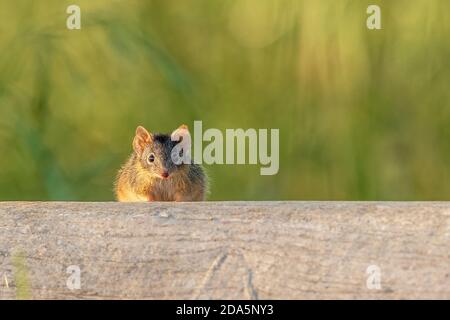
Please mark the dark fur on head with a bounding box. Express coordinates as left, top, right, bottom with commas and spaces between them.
140, 133, 184, 178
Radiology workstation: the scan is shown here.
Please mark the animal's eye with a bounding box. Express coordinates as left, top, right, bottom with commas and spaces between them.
148, 154, 155, 163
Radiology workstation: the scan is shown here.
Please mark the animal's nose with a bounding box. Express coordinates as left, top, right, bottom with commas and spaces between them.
161, 171, 169, 178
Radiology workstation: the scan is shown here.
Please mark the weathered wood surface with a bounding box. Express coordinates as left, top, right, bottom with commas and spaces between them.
0, 201, 449, 300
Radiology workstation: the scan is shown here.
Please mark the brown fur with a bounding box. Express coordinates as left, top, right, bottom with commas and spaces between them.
115, 125, 207, 202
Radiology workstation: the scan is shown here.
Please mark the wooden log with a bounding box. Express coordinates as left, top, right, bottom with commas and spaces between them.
0, 201, 449, 299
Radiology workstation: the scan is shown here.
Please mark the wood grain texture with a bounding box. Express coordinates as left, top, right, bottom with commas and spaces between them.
0, 201, 449, 299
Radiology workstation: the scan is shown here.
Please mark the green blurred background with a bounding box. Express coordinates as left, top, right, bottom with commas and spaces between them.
0, 0, 449, 201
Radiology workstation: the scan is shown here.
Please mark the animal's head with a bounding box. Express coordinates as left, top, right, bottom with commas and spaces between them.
132, 125, 190, 179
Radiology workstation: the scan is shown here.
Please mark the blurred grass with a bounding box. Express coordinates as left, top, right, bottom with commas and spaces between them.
12, 251, 31, 299
0, 0, 449, 201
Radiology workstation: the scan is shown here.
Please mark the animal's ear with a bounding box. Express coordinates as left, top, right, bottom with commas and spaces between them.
133, 126, 153, 155
171, 124, 190, 143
